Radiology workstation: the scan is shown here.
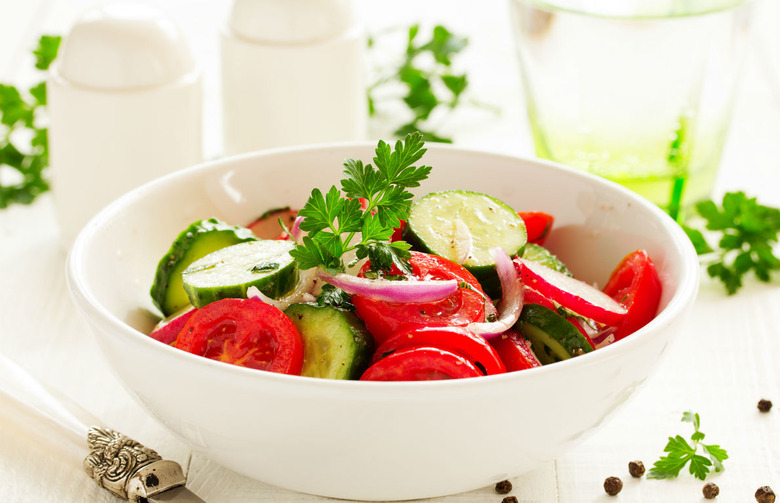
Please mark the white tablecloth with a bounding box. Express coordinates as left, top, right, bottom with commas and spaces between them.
1, 0, 779, 501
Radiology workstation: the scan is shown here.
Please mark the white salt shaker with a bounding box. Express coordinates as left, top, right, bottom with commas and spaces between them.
220, 0, 367, 155
48, 2, 202, 249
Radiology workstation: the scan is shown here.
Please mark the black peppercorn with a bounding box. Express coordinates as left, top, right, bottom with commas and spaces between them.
758, 399, 773, 413
702, 482, 719, 499
501, 497, 518, 503
756, 486, 776, 503
604, 476, 623, 496
628, 460, 645, 478
495, 480, 512, 494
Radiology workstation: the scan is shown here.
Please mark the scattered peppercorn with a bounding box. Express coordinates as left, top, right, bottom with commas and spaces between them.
758, 399, 773, 413
628, 460, 645, 478
501, 497, 518, 503
702, 482, 719, 499
756, 486, 776, 503
495, 480, 513, 494
604, 476, 623, 496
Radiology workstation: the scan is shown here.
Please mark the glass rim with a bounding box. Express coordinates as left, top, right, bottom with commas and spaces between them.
509, 0, 755, 20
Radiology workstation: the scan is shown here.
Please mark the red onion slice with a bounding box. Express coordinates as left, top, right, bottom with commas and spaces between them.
288, 216, 306, 244
318, 270, 459, 303
515, 258, 626, 325
467, 247, 524, 339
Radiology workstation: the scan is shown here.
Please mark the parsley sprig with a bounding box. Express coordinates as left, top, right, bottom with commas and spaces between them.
367, 25, 470, 143
0, 35, 61, 208
683, 191, 780, 294
647, 411, 728, 481
289, 132, 431, 275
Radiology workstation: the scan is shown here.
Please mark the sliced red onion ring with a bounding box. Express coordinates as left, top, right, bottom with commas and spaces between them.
317, 270, 458, 303
515, 258, 626, 325
288, 216, 306, 244
467, 247, 524, 339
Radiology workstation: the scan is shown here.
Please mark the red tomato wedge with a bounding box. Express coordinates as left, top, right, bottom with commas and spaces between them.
360, 347, 483, 381
352, 251, 488, 345
514, 258, 627, 326
175, 298, 303, 374
489, 329, 542, 372
372, 326, 506, 376
603, 250, 662, 340
518, 211, 554, 245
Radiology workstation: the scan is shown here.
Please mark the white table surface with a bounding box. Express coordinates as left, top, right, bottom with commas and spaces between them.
1, 0, 779, 502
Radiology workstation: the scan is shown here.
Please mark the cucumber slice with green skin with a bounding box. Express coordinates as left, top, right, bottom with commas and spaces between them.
150, 218, 258, 316
521, 243, 571, 276
182, 240, 298, 308
404, 190, 527, 299
284, 303, 374, 380
519, 303, 593, 365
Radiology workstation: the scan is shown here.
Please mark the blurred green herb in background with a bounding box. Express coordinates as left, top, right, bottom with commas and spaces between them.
683, 191, 780, 294
367, 25, 478, 144
0, 35, 61, 208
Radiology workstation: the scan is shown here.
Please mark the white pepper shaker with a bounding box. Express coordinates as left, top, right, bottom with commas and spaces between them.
48, 2, 202, 249
220, 0, 367, 155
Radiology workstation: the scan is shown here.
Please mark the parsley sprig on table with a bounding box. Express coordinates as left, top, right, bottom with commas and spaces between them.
683, 191, 780, 294
367, 25, 470, 143
0, 35, 61, 208
290, 132, 431, 275
648, 411, 728, 481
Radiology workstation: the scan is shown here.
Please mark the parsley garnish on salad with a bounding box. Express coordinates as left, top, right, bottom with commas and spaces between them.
647, 411, 728, 481
683, 191, 780, 294
290, 132, 432, 276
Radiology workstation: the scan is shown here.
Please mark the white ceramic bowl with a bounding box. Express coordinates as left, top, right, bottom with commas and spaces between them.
67, 143, 699, 501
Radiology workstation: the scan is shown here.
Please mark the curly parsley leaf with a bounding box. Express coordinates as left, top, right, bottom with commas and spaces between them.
289, 132, 429, 274
682, 192, 780, 294
1, 34, 61, 209
647, 411, 728, 481
367, 25, 473, 143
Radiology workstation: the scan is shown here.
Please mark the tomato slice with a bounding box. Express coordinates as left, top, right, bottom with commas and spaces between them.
489, 329, 542, 372
372, 326, 506, 376
175, 298, 303, 374
518, 211, 554, 245
352, 251, 488, 345
602, 249, 662, 340
360, 346, 483, 381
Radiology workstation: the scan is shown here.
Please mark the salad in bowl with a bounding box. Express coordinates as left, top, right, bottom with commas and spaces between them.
66, 134, 698, 500
147, 133, 663, 382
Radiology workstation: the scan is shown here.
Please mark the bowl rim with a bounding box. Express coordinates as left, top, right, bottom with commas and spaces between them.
67, 141, 700, 392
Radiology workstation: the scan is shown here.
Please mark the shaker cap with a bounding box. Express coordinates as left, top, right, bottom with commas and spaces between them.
56, 2, 196, 90
228, 0, 356, 44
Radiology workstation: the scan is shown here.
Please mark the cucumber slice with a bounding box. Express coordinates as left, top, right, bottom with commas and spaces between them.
404, 190, 527, 298
182, 240, 298, 308
521, 243, 571, 276
284, 303, 374, 380
150, 218, 257, 316
519, 303, 593, 365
